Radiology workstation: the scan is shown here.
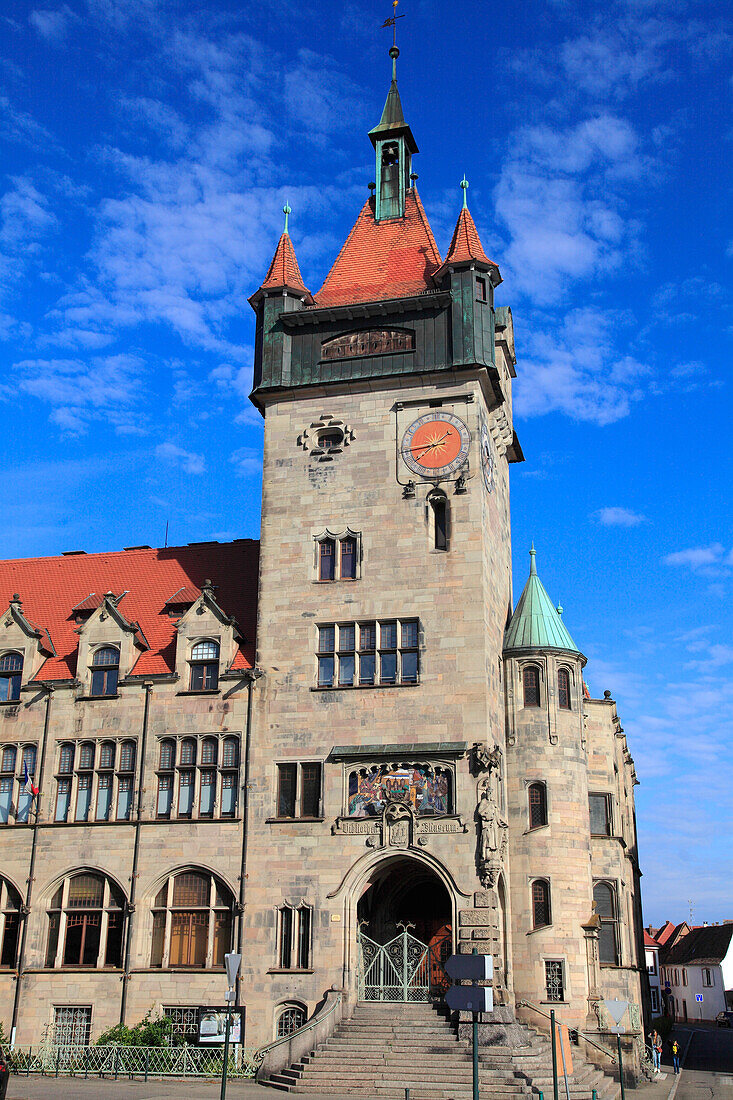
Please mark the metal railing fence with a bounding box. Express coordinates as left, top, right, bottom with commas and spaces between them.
8, 1042, 262, 1079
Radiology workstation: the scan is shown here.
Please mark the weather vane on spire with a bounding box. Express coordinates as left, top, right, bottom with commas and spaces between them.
381, 0, 405, 50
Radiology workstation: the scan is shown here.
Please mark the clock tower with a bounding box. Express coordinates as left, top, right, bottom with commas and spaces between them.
243, 47, 522, 1044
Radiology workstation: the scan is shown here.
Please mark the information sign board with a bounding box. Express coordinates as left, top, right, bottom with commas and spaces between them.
197, 1007, 245, 1045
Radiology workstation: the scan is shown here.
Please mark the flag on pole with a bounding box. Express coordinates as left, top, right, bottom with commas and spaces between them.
23, 762, 39, 798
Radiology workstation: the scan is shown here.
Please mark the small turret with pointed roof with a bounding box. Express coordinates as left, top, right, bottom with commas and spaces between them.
249, 203, 312, 308
504, 545, 585, 660
435, 176, 501, 285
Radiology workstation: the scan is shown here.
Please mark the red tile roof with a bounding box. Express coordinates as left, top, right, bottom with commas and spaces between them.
644, 931, 659, 948
315, 190, 442, 307
257, 232, 311, 297
0, 542, 259, 680
434, 206, 499, 282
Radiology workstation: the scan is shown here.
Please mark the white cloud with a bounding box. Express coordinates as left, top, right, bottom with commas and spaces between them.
594, 506, 648, 527
513, 307, 650, 425
29, 4, 79, 42
663, 544, 728, 569
494, 115, 645, 307
230, 447, 261, 477
154, 442, 206, 475
14, 353, 146, 434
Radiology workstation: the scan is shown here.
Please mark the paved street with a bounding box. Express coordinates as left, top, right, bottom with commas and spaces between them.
672, 1024, 733, 1100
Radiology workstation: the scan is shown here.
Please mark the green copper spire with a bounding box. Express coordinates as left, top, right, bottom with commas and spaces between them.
460, 175, 469, 209
283, 202, 291, 234
504, 547, 583, 656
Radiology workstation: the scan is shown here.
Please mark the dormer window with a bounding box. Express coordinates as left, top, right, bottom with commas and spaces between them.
0, 652, 23, 702
189, 641, 219, 691
91, 647, 119, 697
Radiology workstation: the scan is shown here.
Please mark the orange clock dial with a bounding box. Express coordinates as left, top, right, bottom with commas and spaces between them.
401, 413, 471, 480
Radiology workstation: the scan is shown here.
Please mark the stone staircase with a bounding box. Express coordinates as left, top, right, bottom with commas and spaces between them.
264, 1002, 620, 1100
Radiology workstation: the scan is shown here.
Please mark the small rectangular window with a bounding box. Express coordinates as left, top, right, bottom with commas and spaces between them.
589, 794, 612, 836
97, 774, 113, 821
545, 960, 564, 1002
0, 777, 12, 823
279, 907, 293, 969
75, 774, 92, 822
277, 763, 297, 818
221, 773, 237, 817
301, 763, 321, 817
16, 785, 33, 823
319, 540, 335, 581
297, 906, 311, 969
55, 778, 71, 822
177, 772, 194, 818
116, 776, 133, 820
476, 276, 486, 302
199, 770, 216, 818
157, 775, 173, 819
340, 538, 356, 579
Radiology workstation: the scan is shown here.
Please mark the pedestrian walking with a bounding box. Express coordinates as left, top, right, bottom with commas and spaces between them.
649, 1030, 662, 1072
671, 1037, 681, 1074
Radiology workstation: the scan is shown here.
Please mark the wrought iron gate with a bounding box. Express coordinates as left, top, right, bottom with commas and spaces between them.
357, 923, 430, 1002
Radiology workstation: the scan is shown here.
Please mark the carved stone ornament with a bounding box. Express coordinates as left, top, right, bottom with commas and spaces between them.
472, 742, 503, 774
298, 413, 355, 462
385, 801, 412, 848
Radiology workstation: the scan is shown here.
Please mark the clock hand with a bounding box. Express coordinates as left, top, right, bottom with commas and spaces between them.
401, 431, 453, 458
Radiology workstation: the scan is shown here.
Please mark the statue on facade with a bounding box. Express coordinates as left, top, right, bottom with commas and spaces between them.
477, 784, 507, 887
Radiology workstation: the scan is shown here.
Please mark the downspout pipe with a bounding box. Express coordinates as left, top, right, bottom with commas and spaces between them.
119, 680, 153, 1026
236, 666, 263, 1007
10, 684, 54, 1046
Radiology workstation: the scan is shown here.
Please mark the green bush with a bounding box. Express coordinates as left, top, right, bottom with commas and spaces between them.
0, 1019, 7, 1048
95, 1010, 173, 1047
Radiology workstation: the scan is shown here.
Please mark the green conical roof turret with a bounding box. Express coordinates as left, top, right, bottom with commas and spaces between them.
504, 546, 584, 658
368, 47, 418, 153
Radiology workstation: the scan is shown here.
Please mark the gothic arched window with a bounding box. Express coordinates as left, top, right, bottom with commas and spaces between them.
45, 872, 125, 968
275, 1002, 307, 1039
150, 870, 233, 970
523, 665, 541, 708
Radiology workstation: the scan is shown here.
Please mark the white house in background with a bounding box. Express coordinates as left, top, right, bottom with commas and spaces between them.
660, 924, 733, 1021
645, 932, 662, 1016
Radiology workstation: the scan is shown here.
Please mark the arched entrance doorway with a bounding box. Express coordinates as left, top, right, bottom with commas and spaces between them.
356, 856, 452, 1002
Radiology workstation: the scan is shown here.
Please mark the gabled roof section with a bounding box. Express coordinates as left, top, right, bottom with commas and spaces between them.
504, 547, 583, 658
0, 541, 259, 681
644, 931, 659, 949
435, 206, 500, 283
662, 924, 733, 967
655, 920, 678, 946
315, 190, 442, 308
249, 231, 312, 306
2, 593, 56, 656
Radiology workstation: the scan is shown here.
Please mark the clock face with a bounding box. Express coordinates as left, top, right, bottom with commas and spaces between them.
480, 422, 495, 493
401, 412, 470, 480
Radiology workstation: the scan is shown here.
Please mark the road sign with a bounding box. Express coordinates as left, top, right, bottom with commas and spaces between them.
695, 994, 703, 1002
445, 953, 493, 981
445, 984, 494, 1014
224, 952, 242, 988
604, 999, 628, 1026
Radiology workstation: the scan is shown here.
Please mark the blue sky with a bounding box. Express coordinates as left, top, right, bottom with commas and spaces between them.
1, 0, 731, 926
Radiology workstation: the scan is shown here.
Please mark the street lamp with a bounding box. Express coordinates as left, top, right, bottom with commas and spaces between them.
220, 952, 242, 1100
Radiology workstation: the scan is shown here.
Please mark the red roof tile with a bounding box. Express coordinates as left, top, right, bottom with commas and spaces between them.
257, 232, 310, 296
0, 542, 259, 681
644, 931, 659, 948
315, 190, 442, 307
435, 206, 498, 279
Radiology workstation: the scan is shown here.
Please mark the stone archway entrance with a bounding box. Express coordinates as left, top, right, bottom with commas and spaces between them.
356, 856, 452, 1002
